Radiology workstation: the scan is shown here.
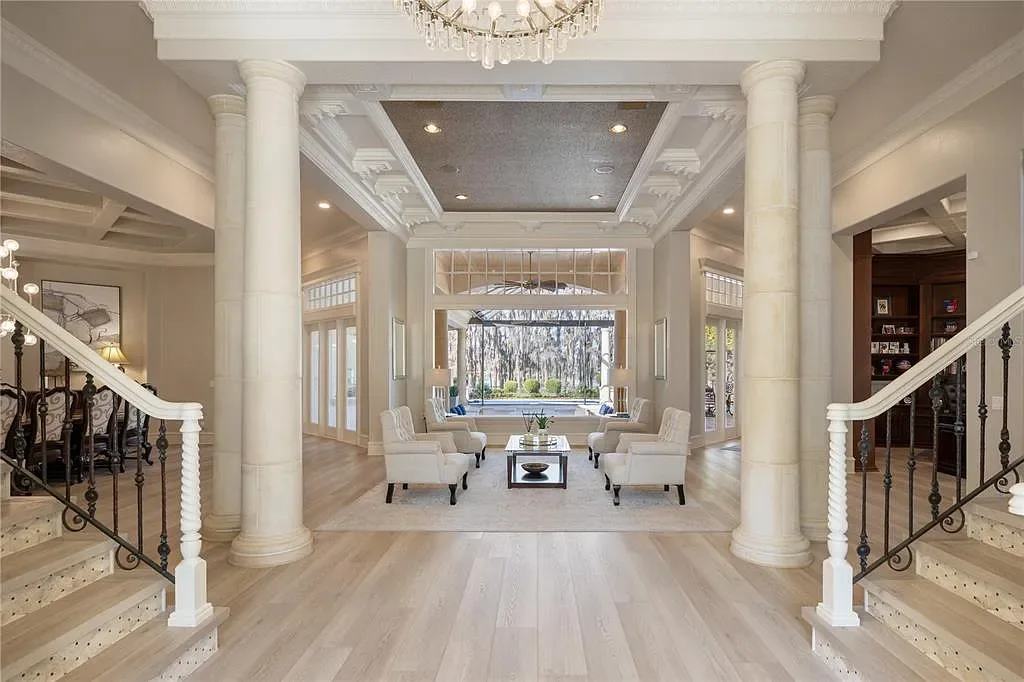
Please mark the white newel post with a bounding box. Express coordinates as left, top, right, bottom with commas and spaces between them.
798, 95, 837, 543
817, 416, 860, 626
1009, 482, 1024, 516
168, 416, 214, 627
203, 93, 246, 542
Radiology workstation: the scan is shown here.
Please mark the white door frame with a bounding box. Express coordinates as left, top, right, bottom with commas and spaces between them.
703, 314, 741, 445
303, 317, 358, 445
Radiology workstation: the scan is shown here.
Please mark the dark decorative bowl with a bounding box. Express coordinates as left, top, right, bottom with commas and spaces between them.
521, 462, 550, 475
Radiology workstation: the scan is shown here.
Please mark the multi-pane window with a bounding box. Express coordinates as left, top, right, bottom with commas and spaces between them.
305, 274, 357, 311
433, 248, 627, 296
703, 271, 743, 308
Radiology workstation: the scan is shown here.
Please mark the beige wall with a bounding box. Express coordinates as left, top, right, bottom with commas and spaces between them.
366, 231, 407, 451
651, 232, 691, 423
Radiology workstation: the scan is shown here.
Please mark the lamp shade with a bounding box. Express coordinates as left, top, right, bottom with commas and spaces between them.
428, 367, 451, 387
611, 367, 633, 385
99, 344, 128, 365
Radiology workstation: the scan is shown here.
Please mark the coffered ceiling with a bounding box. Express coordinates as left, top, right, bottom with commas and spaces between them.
381, 100, 667, 212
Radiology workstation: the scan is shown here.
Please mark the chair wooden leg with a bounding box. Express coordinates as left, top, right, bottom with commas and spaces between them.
613, 485, 621, 506
664, 485, 670, 492
593, 453, 600, 469
604, 474, 611, 491
402, 483, 409, 489
677, 485, 685, 505
462, 472, 468, 490
386, 483, 395, 503
475, 453, 480, 468
588, 447, 593, 461
481, 447, 486, 460
449, 484, 457, 505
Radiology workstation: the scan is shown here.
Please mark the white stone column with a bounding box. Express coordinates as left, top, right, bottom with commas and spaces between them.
730, 60, 812, 568
799, 96, 837, 543
202, 94, 245, 543
456, 328, 468, 405
228, 60, 312, 568
600, 328, 612, 404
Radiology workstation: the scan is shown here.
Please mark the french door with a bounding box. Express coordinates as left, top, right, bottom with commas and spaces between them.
304, 318, 358, 443
703, 317, 740, 443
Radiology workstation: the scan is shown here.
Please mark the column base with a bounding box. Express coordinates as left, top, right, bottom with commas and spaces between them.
730, 526, 812, 568
228, 526, 313, 568
801, 519, 828, 543
201, 513, 241, 542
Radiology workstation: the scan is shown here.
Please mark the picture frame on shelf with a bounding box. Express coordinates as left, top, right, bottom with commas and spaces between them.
881, 324, 897, 335
874, 296, 891, 316
870, 341, 880, 354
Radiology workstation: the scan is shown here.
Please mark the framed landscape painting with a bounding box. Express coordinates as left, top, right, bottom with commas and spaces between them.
40, 280, 121, 373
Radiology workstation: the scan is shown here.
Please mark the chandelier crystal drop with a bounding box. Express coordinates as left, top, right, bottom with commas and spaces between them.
394, 0, 603, 69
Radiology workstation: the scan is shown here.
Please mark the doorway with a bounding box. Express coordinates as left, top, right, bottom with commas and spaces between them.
704, 317, 740, 443
304, 319, 358, 444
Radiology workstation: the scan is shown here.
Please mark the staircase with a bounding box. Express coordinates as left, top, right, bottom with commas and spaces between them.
804, 496, 1024, 680
0, 462, 227, 681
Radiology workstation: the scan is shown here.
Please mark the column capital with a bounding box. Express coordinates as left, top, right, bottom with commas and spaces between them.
208, 93, 246, 118
238, 59, 306, 95
740, 59, 805, 95
799, 95, 837, 123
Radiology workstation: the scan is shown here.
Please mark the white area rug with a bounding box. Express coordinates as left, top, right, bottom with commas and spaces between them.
317, 452, 728, 533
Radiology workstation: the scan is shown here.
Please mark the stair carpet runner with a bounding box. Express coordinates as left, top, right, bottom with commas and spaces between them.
0, 462, 226, 681
805, 498, 1024, 681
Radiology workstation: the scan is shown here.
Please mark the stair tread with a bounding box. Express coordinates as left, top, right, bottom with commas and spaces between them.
970, 498, 1024, 529
1, 534, 114, 591
802, 606, 959, 682
919, 537, 1024, 594
60, 606, 229, 682
0, 572, 166, 677
862, 576, 1024, 678
1, 496, 64, 527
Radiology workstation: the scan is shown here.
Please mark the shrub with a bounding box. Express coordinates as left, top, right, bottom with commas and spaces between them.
504, 380, 518, 393
449, 384, 458, 397
523, 378, 541, 394
545, 378, 562, 395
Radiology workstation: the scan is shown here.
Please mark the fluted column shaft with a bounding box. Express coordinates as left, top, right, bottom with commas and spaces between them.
730, 60, 812, 568
228, 60, 312, 568
203, 94, 245, 543
799, 96, 838, 542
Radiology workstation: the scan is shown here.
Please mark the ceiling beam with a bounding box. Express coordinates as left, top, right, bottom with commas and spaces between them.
922, 201, 967, 249
88, 197, 128, 243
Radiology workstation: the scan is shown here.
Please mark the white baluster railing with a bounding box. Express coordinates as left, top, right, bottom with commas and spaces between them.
0, 286, 214, 628
817, 284, 1024, 627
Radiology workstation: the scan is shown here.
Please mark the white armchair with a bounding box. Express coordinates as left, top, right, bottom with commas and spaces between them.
587, 397, 652, 469
424, 397, 488, 467
380, 408, 471, 505
601, 407, 691, 506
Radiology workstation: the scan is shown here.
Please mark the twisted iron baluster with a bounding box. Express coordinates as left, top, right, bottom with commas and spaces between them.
856, 421, 871, 573
157, 421, 170, 571
906, 392, 916, 535
38, 340, 48, 487
83, 375, 98, 519
111, 401, 120, 535
10, 323, 29, 495
978, 340, 987, 483
996, 323, 1016, 493
883, 409, 893, 555
943, 355, 967, 533
60, 360, 85, 532
928, 375, 943, 520
135, 406, 145, 553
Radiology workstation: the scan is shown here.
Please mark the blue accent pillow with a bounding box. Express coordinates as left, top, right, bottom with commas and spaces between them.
454, 404, 466, 415
599, 403, 614, 415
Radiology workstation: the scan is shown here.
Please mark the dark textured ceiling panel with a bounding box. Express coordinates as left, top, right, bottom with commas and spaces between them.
382, 101, 668, 212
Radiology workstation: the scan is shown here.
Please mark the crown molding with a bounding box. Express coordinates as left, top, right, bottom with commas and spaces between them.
616, 102, 687, 221
362, 101, 443, 218
16, 235, 213, 268
1, 20, 214, 182
833, 28, 1024, 186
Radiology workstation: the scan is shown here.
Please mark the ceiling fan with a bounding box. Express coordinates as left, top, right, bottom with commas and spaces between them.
498, 251, 568, 293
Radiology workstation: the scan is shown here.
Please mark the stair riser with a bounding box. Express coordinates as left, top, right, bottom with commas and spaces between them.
810, 629, 866, 682
155, 630, 219, 681
865, 590, 1017, 682
11, 589, 166, 681
1, 464, 10, 501
968, 510, 1023, 558
1, 510, 62, 557
2, 550, 114, 626
917, 553, 1024, 633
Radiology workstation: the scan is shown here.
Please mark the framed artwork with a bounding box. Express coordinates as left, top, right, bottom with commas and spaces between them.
881, 324, 897, 336
653, 318, 667, 380
392, 317, 406, 380
874, 296, 891, 316
40, 280, 121, 373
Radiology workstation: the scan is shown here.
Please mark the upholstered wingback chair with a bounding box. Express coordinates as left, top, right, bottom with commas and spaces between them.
424, 397, 488, 467
587, 397, 652, 469
601, 407, 692, 506
381, 408, 471, 505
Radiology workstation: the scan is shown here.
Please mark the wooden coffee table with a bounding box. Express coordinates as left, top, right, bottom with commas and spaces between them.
504, 434, 571, 489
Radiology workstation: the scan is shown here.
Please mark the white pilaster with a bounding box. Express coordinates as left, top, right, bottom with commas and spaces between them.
203, 94, 245, 543
731, 60, 813, 568
456, 327, 468, 406
229, 60, 313, 568
799, 95, 837, 543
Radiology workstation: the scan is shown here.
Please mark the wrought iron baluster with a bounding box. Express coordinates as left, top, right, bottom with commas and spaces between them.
60, 360, 85, 532
135, 405, 145, 555
11, 322, 28, 494
907, 393, 916, 536
978, 340, 987, 483
83, 375, 98, 519
929, 374, 943, 520
954, 354, 964, 499
883, 409, 893, 555
111, 401, 120, 536
996, 323, 1016, 493
157, 421, 170, 571
38, 339, 47, 487
856, 421, 871, 573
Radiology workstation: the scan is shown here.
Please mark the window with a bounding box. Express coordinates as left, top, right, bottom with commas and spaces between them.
305, 273, 357, 311
703, 271, 743, 308
433, 249, 628, 296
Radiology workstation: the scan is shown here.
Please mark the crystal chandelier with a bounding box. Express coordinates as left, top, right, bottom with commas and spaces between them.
0, 239, 38, 346
395, 0, 604, 69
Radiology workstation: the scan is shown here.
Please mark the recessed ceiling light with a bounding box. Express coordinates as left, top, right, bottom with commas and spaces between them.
317, 201, 331, 209
722, 206, 736, 215
424, 123, 442, 134
455, 194, 469, 200
609, 123, 628, 134
594, 165, 615, 174
589, 194, 603, 201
